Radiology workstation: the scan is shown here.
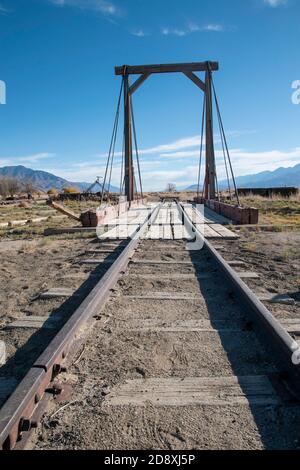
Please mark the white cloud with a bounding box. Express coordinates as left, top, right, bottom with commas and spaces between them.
204, 24, 224, 32
136, 132, 246, 158
162, 27, 187, 37
52, 165, 109, 182
161, 150, 201, 158
161, 23, 225, 37
139, 146, 300, 190
131, 140, 300, 189
98, 135, 204, 159
20, 153, 56, 164
0, 153, 55, 167
3, 137, 298, 191
130, 29, 148, 37
98, 131, 256, 161
221, 148, 300, 175
48, 0, 119, 15
140, 136, 202, 155
263, 0, 287, 7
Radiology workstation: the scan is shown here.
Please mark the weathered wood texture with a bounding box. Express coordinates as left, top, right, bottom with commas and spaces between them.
107, 376, 280, 406
115, 62, 219, 75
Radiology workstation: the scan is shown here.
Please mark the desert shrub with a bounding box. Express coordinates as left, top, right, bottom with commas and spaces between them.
47, 188, 58, 196
165, 183, 177, 192
19, 201, 31, 208
63, 187, 80, 194
0, 177, 20, 197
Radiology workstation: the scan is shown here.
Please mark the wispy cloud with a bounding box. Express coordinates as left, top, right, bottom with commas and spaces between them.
98, 132, 255, 160
161, 22, 226, 37
263, 0, 287, 7
20, 152, 56, 164
0, 152, 55, 167
48, 0, 120, 16
130, 28, 149, 37
98, 135, 204, 159
204, 24, 224, 32
0, 3, 11, 14
162, 27, 187, 37
140, 136, 202, 155
4, 138, 298, 191
139, 147, 300, 190
220, 147, 300, 174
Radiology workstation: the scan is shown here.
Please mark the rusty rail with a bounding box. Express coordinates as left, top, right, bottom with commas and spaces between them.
2, 200, 299, 450
0, 203, 161, 450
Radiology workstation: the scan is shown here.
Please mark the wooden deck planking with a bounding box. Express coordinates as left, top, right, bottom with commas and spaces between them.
107, 376, 280, 406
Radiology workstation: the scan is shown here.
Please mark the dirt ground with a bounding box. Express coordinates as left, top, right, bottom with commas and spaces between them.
30, 236, 300, 451
0, 235, 116, 393
0, 198, 299, 450
0, 199, 100, 240
220, 230, 300, 301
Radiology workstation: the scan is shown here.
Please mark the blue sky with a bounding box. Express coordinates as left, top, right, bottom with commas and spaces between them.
0, 0, 299, 190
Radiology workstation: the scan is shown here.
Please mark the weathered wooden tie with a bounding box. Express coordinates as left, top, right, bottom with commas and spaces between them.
107, 376, 280, 406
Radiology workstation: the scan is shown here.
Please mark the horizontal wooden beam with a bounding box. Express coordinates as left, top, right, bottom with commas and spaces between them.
115, 61, 219, 76
183, 71, 206, 92
129, 73, 151, 94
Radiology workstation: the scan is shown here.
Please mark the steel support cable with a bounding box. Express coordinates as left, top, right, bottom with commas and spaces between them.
134, 174, 139, 201
107, 145, 114, 201
120, 134, 126, 195
210, 76, 240, 205
119, 135, 125, 195
215, 169, 220, 202
208, 70, 220, 202
107, 85, 123, 199
197, 94, 206, 200
107, 96, 122, 197
217, 108, 232, 200
101, 115, 116, 203
130, 95, 144, 200
101, 77, 124, 204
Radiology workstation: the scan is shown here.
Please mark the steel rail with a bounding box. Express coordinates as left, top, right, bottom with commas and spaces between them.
0, 203, 162, 450
177, 202, 300, 397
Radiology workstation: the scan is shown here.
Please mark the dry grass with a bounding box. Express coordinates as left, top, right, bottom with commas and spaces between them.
275, 247, 298, 262
1, 192, 299, 242
242, 242, 258, 252
63, 200, 101, 213
18, 242, 36, 253
239, 195, 300, 226
38, 237, 53, 247
0, 201, 55, 223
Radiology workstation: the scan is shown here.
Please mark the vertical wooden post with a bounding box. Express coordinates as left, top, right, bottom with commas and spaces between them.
124, 73, 134, 203
205, 64, 216, 200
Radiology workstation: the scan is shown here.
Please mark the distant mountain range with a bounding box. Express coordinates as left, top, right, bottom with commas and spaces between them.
186, 163, 300, 191
1, 163, 299, 194
0, 165, 119, 192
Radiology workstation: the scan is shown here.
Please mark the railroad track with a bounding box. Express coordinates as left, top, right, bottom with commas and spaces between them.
1, 201, 300, 450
